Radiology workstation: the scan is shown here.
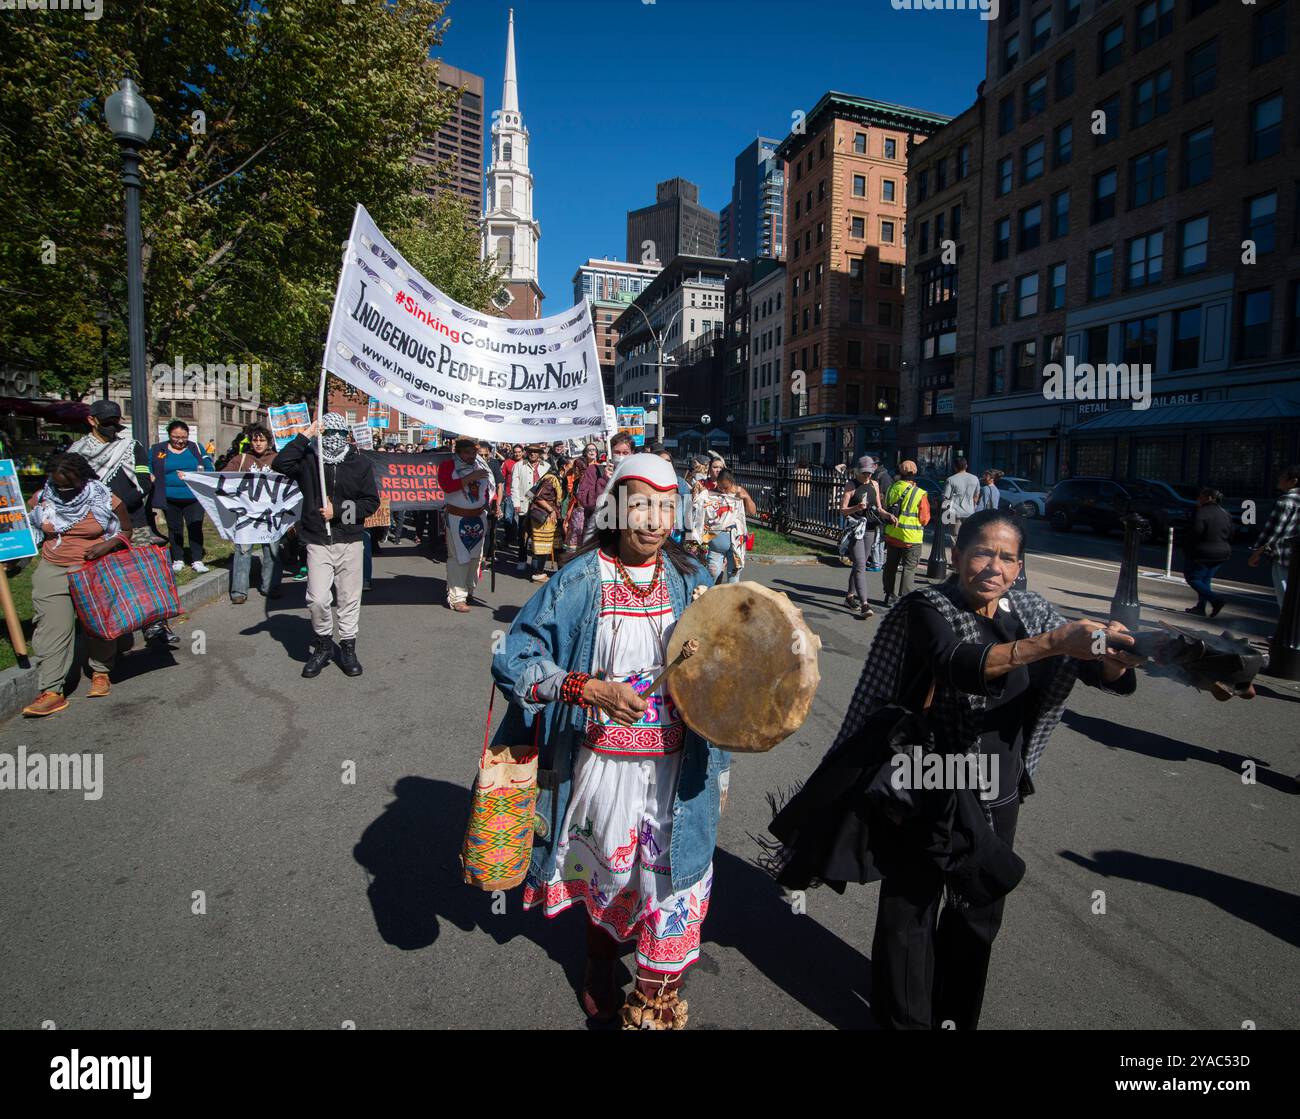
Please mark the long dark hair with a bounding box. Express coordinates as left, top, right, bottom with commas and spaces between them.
565, 479, 701, 577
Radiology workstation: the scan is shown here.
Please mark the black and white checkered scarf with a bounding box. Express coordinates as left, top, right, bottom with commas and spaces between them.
830, 581, 1080, 783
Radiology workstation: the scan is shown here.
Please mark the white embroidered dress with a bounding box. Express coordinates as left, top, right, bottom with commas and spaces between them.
521, 551, 712, 972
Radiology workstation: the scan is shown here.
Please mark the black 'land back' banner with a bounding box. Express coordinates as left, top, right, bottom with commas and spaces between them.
364, 451, 451, 510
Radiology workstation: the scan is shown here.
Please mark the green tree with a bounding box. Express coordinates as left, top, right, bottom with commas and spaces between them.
0, 0, 499, 405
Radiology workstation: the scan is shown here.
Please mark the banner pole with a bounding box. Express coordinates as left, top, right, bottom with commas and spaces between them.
0, 566, 29, 667
316, 228, 356, 543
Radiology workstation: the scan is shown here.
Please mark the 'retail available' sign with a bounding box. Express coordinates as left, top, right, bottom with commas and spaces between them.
323, 205, 609, 444
181, 471, 303, 544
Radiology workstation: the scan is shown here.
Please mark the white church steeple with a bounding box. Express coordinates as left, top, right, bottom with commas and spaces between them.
482, 8, 543, 317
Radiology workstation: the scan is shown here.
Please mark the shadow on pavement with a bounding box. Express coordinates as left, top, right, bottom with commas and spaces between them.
352, 776, 875, 1029
1059, 849, 1300, 949
1062, 709, 1299, 797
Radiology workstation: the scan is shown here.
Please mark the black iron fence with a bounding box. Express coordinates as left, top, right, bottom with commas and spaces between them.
729, 460, 847, 542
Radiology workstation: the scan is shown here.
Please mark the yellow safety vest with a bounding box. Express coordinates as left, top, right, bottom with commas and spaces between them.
884, 480, 925, 546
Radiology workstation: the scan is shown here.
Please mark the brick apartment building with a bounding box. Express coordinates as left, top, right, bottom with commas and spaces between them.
964, 0, 1300, 496
899, 101, 985, 479
413, 63, 485, 212
775, 92, 950, 467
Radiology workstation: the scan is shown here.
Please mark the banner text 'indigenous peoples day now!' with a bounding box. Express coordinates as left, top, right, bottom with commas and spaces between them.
323, 205, 608, 444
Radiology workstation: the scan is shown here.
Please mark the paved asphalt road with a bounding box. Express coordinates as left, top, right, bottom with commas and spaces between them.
1, 529, 1297, 1030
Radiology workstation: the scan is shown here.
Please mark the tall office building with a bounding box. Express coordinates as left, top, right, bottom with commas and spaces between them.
626, 178, 720, 267
718, 137, 785, 261
776, 92, 950, 465
958, 0, 1300, 494
573, 258, 662, 403
413, 63, 485, 212
481, 9, 544, 319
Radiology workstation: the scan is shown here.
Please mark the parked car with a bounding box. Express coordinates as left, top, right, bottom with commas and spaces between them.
1045, 477, 1194, 543
997, 476, 1048, 517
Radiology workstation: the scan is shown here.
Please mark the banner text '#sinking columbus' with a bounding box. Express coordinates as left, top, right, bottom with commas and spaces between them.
323, 205, 608, 444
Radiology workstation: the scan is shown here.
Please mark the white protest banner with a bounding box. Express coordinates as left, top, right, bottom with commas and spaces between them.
181, 471, 303, 545
323, 205, 606, 444
350, 422, 373, 451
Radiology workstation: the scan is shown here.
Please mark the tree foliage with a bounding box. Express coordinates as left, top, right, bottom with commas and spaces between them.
0, 0, 499, 403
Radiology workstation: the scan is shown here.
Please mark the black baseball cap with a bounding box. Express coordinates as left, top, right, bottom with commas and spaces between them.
88, 400, 122, 422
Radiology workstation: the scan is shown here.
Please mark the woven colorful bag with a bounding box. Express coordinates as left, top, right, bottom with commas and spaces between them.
460, 687, 540, 891
67, 543, 182, 641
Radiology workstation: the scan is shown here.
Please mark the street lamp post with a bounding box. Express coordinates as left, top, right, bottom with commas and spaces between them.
94, 308, 110, 400
627, 302, 682, 441
104, 78, 155, 447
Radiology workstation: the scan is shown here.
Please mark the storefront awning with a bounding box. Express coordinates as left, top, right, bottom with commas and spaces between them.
1071, 396, 1300, 432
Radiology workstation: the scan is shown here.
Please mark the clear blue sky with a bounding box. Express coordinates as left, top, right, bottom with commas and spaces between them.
439, 0, 987, 310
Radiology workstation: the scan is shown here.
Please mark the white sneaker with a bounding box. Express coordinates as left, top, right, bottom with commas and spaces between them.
172, 561, 185, 573
191, 561, 209, 574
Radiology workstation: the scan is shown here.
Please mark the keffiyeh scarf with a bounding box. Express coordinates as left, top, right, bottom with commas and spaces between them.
34, 478, 120, 544
320, 412, 350, 464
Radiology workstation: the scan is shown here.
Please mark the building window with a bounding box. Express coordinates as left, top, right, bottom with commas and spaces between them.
1095, 94, 1121, 146
880, 263, 895, 286
1055, 52, 1075, 99
1245, 192, 1277, 254
994, 216, 1011, 261
880, 220, 895, 244
1045, 333, 1065, 369
919, 221, 930, 255
999, 95, 1015, 137
1185, 39, 1217, 100
1181, 124, 1213, 186
794, 199, 801, 219
884, 137, 897, 159
988, 347, 1006, 394
991, 281, 1010, 326
877, 302, 892, 327
1089, 247, 1114, 300
817, 221, 825, 244
1289, 281, 1300, 353
1022, 138, 1045, 183
935, 212, 945, 244
851, 216, 865, 238
1129, 147, 1167, 206
952, 203, 962, 239
876, 344, 893, 371
1098, 22, 1124, 73
1125, 232, 1164, 288
1053, 120, 1073, 167
1172, 307, 1201, 370
853, 132, 867, 154
1087, 325, 1110, 365
1049, 263, 1067, 310
1031, 10, 1052, 53
1065, 0, 1081, 28
1136, 0, 1174, 50
1024, 74, 1048, 121
1051, 190, 1070, 239
1133, 67, 1172, 126
997, 156, 1013, 196
918, 170, 929, 201
1254, 2, 1286, 65
1249, 94, 1283, 161
847, 340, 862, 368
1237, 289, 1272, 359
1018, 203, 1042, 252
882, 179, 896, 202
814, 302, 822, 325
848, 298, 863, 323
852, 174, 866, 197
935, 159, 948, 191
1016, 273, 1039, 318
956, 143, 970, 178
1123, 316, 1159, 367
1003, 32, 1020, 76
1178, 215, 1210, 274
1012, 340, 1038, 390
818, 179, 826, 202
1092, 168, 1118, 222
816, 262, 824, 285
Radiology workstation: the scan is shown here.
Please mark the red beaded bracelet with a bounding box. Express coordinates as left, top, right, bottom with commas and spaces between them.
560, 672, 591, 705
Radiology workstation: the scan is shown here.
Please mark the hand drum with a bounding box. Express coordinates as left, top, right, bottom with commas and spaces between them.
665, 582, 821, 752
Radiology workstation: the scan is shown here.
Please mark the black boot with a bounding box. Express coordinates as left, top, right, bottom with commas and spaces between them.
302, 636, 335, 678
336, 638, 363, 677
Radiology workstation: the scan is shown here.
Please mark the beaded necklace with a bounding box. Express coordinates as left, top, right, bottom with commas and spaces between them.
612, 550, 664, 601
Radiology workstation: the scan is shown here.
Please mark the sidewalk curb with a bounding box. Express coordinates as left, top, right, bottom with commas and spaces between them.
0, 566, 230, 725
748, 553, 837, 565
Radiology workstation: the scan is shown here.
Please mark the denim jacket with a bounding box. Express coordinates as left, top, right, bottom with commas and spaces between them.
490, 547, 728, 893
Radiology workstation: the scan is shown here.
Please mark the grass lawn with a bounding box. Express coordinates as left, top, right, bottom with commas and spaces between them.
0, 518, 233, 672
749, 526, 838, 557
